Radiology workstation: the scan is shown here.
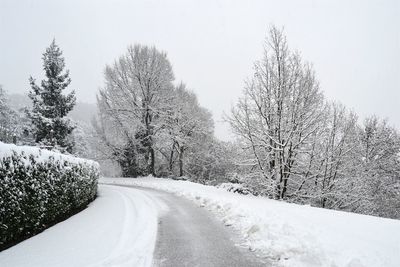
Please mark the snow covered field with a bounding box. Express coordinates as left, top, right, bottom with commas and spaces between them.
102, 177, 400, 267
0, 185, 166, 267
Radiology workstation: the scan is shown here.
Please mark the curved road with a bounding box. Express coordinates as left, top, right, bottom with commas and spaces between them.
119, 185, 266, 267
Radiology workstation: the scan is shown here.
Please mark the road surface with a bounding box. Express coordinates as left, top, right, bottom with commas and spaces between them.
119, 185, 266, 267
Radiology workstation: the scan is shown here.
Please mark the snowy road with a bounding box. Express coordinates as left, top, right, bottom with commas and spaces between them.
104, 178, 400, 267
0, 183, 264, 267
118, 185, 266, 267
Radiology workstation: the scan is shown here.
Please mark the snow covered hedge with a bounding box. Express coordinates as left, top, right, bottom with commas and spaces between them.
0, 142, 99, 250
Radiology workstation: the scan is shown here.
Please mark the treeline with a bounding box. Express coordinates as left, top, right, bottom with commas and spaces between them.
228, 26, 400, 219
92, 45, 232, 181
91, 27, 399, 219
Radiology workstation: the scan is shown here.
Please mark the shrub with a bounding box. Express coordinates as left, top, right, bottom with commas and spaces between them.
0, 142, 99, 250
217, 182, 255, 195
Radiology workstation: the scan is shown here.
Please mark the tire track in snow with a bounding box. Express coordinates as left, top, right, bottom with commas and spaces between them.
89, 185, 163, 267
115, 185, 267, 267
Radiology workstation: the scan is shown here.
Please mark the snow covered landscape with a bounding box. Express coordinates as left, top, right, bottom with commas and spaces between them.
1, 1, 400, 267
1, 177, 399, 267
102, 178, 400, 267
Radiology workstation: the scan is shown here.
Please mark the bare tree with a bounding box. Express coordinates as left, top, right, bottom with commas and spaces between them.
306, 103, 360, 209
96, 44, 174, 176
357, 116, 400, 218
162, 83, 214, 177
228, 26, 324, 199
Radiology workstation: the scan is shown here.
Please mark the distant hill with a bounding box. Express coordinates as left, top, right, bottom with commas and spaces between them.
8, 93, 97, 124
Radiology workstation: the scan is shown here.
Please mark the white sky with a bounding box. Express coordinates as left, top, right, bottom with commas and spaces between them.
0, 0, 399, 140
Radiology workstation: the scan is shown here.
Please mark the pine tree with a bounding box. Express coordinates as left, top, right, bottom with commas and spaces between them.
28, 39, 76, 152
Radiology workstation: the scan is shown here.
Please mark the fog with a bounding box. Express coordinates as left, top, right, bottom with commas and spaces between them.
1, 0, 399, 140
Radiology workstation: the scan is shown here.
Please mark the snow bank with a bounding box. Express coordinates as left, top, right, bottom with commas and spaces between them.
0, 185, 165, 267
102, 177, 400, 267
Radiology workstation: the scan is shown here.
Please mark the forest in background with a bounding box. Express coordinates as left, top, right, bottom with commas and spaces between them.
1, 26, 399, 219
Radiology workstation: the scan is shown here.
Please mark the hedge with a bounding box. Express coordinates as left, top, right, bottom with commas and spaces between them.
0, 142, 99, 250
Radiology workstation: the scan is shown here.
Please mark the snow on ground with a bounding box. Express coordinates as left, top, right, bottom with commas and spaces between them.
102, 177, 400, 267
0, 185, 167, 267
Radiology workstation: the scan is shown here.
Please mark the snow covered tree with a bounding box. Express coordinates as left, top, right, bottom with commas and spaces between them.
93, 97, 144, 177
0, 85, 19, 143
94, 46, 220, 179
0, 85, 6, 112
226, 25, 399, 218
163, 83, 214, 177
228, 26, 324, 199
304, 103, 361, 209
96, 44, 174, 176
28, 39, 76, 152
0, 85, 10, 132
357, 116, 400, 218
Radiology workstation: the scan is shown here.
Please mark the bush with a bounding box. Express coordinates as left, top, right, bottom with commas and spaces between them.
217, 182, 255, 195
0, 142, 99, 250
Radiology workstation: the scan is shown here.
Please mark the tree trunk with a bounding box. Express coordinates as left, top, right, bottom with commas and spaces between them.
179, 146, 184, 177
169, 142, 175, 173
150, 146, 155, 176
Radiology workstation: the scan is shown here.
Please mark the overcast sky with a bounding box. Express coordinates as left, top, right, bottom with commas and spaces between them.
0, 0, 399, 140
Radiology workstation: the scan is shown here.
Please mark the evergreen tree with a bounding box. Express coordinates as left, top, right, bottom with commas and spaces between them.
28, 39, 76, 152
